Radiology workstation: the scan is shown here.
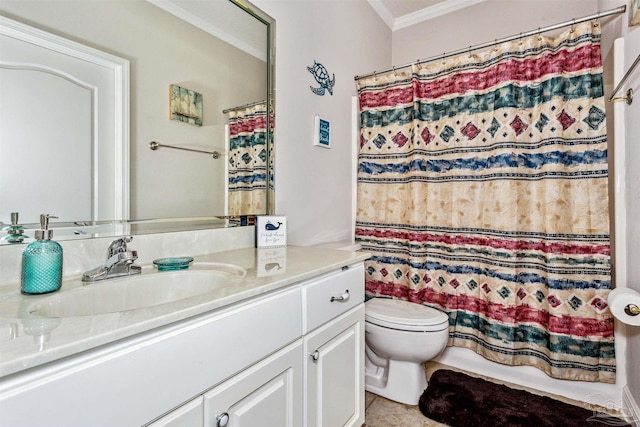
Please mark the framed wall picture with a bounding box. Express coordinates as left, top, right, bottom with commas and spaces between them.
170, 84, 203, 126
313, 115, 331, 148
631, 0, 640, 26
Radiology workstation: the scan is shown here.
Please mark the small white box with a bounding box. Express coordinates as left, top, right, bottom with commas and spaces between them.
256, 215, 287, 248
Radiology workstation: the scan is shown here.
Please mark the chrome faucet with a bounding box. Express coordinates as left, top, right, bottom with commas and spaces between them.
82, 236, 141, 282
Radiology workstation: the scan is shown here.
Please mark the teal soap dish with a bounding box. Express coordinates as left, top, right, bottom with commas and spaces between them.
153, 257, 194, 271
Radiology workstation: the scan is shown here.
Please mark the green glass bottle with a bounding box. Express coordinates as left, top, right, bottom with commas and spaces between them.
21, 214, 63, 295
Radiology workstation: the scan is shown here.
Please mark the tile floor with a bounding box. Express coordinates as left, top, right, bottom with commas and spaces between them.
364, 391, 448, 427
363, 361, 451, 426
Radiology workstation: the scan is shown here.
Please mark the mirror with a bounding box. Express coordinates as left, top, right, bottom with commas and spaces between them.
0, 0, 274, 242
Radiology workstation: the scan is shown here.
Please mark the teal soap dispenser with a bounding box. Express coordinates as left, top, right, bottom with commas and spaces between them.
21, 214, 63, 295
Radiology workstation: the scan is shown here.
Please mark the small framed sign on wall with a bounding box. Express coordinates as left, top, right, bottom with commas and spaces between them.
631, 0, 640, 25
313, 114, 331, 148
169, 84, 203, 126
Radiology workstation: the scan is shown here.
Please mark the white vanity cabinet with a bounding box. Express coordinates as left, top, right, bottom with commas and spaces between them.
302, 264, 365, 427
305, 307, 364, 427
147, 339, 304, 427
203, 340, 303, 427
0, 260, 366, 427
151, 263, 366, 427
148, 397, 204, 427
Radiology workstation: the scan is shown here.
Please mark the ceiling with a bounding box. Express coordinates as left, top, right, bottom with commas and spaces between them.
367, 0, 487, 31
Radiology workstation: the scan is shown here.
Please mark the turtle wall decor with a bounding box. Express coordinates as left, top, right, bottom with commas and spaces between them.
307, 60, 335, 96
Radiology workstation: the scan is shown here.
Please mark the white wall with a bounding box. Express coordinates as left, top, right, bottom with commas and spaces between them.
252, 0, 391, 246
619, 25, 640, 422
392, 0, 623, 86
393, 0, 594, 62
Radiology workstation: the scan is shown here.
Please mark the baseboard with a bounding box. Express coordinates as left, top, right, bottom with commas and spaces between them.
623, 386, 640, 426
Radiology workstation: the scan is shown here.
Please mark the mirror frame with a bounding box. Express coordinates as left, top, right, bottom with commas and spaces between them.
229, 0, 276, 217
0, 0, 275, 244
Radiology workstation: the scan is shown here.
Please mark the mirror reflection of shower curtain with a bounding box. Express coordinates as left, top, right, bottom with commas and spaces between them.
226, 102, 268, 215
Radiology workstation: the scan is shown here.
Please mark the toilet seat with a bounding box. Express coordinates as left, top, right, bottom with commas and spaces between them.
365, 298, 449, 332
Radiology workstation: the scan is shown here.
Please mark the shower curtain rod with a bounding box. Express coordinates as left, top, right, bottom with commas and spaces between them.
354, 5, 626, 81
222, 99, 266, 113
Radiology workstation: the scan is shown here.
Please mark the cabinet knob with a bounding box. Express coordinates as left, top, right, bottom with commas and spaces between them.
330, 290, 350, 302
216, 412, 230, 427
310, 350, 320, 362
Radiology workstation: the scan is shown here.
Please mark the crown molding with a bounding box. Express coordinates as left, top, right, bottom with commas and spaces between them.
395, 0, 487, 30
366, 0, 396, 29
147, 0, 266, 61
368, 0, 488, 31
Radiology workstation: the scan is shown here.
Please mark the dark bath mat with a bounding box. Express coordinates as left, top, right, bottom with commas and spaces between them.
419, 369, 633, 427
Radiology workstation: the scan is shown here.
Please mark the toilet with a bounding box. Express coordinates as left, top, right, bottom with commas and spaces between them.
364, 298, 449, 405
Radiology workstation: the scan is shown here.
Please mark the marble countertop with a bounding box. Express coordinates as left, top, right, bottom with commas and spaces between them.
0, 246, 369, 378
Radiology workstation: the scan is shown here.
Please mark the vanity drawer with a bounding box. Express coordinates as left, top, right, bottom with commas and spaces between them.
302, 263, 364, 333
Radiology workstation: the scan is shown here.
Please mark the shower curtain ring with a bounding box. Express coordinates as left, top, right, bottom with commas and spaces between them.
468, 46, 473, 58
570, 19, 575, 32
537, 27, 542, 41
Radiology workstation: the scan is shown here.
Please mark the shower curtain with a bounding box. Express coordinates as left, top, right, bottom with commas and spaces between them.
227, 102, 268, 215
355, 21, 614, 382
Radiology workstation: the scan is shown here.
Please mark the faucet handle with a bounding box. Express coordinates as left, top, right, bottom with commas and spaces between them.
107, 236, 134, 258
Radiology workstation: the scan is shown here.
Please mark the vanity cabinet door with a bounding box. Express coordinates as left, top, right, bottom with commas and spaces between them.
203, 340, 303, 427
304, 304, 365, 427
147, 397, 204, 427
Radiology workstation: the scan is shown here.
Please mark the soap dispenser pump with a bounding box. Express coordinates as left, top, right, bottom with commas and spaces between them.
21, 214, 63, 295
2, 212, 25, 243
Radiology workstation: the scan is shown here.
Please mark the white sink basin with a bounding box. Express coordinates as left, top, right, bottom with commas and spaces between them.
29, 262, 246, 318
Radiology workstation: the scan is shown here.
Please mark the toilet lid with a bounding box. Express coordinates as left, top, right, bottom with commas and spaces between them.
365, 298, 449, 328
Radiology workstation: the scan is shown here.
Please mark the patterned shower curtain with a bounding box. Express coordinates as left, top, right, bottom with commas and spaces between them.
355, 21, 614, 382
227, 102, 268, 215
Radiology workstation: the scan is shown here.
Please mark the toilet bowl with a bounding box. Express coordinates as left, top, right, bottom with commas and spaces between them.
364, 298, 449, 405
